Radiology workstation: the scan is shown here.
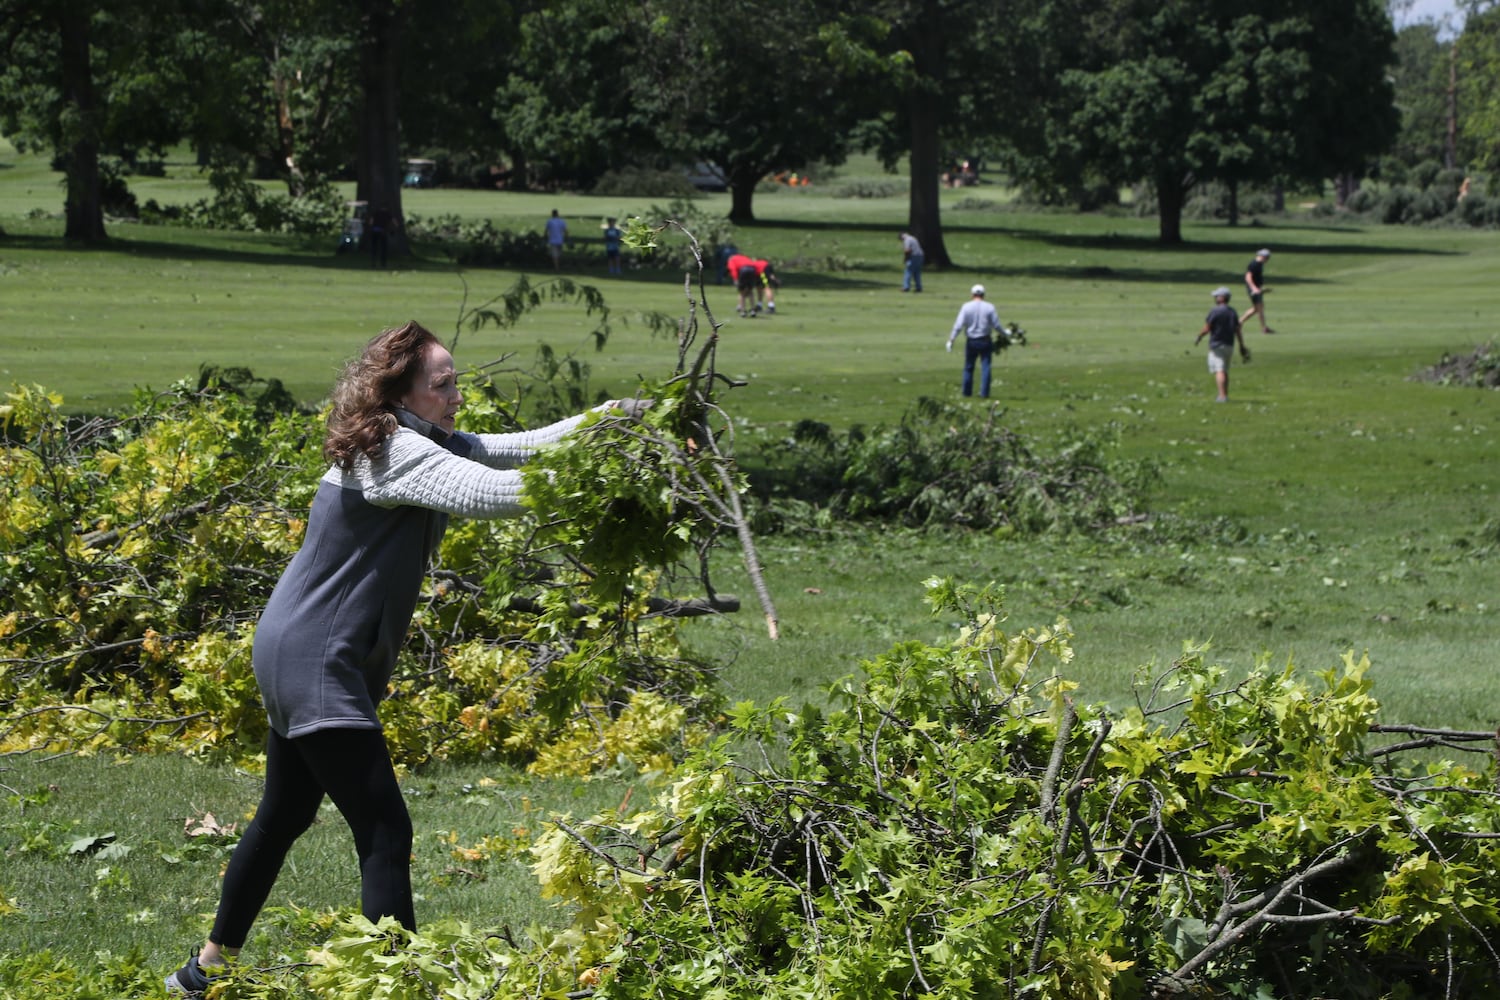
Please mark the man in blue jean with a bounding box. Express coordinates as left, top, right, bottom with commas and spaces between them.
900, 231, 924, 292
946, 284, 1002, 397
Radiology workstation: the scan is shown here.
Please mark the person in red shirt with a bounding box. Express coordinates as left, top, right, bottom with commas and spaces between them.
726, 252, 760, 317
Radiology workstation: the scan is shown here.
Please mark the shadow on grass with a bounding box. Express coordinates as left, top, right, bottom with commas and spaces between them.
1004, 263, 1312, 285
1007, 229, 1459, 257
0, 231, 473, 272
1, 231, 661, 285
741, 216, 1459, 259
4, 222, 1455, 294
767, 260, 1319, 289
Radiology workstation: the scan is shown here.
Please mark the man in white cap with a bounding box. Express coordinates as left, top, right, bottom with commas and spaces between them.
1196, 286, 1250, 402
946, 283, 1002, 397
1240, 248, 1274, 333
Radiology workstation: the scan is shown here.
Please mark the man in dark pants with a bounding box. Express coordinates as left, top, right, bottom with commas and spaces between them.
946, 283, 1002, 397
369, 206, 393, 268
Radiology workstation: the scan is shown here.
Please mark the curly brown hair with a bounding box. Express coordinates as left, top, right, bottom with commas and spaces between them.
324, 321, 443, 470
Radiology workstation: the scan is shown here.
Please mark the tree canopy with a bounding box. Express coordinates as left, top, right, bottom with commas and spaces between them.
999, 0, 1398, 243
1459, 1, 1500, 175
0, 0, 204, 238
614, 0, 867, 223
10, 0, 1500, 249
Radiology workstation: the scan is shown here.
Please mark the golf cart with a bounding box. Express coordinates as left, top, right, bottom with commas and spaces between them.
336, 200, 367, 253
683, 161, 727, 192
402, 158, 437, 189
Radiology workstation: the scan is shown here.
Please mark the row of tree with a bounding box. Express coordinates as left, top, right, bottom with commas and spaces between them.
1390, 1, 1500, 177
1, 0, 1495, 256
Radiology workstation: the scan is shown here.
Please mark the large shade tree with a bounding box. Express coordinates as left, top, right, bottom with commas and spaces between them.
1391, 21, 1457, 170
352, 0, 406, 254
0, 0, 200, 240
822, 1, 1029, 267
204, 0, 360, 197
1007, 0, 1398, 243
1459, 1, 1500, 176
1284, 0, 1403, 199
621, 0, 867, 223
485, 0, 646, 192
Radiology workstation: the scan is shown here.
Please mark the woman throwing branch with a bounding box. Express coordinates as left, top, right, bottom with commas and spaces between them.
167, 320, 635, 995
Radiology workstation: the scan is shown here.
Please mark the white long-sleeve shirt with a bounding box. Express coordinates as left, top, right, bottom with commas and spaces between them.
948, 298, 1000, 348
256, 409, 589, 737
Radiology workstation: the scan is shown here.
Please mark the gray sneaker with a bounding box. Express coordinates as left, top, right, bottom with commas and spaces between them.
165, 953, 223, 996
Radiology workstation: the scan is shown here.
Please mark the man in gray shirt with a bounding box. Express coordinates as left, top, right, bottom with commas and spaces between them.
946, 283, 1002, 397
900, 231, 925, 292
1196, 286, 1249, 402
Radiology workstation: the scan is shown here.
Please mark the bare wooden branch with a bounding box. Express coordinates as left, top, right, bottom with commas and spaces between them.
78, 499, 215, 550
1039, 699, 1078, 821
1164, 849, 1360, 987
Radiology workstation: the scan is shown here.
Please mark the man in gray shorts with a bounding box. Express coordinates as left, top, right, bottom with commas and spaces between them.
1194, 286, 1249, 402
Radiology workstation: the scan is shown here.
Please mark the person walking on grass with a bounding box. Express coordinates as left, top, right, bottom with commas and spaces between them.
1196, 286, 1250, 402
946, 283, 1002, 398
165, 321, 642, 997
602, 217, 623, 275
1240, 248, 1274, 333
545, 208, 568, 270
900, 231, 924, 292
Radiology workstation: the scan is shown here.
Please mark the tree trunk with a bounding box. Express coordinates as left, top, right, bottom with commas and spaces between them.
728, 163, 758, 223
1335, 173, 1359, 208
1227, 179, 1239, 226
907, 97, 949, 267
904, 0, 949, 269
1445, 39, 1458, 170
1155, 169, 1186, 245
271, 69, 306, 198
56, 4, 105, 241
356, 0, 407, 256
728, 185, 755, 223
507, 151, 529, 191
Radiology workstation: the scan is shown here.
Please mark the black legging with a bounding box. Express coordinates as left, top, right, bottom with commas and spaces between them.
209, 727, 414, 948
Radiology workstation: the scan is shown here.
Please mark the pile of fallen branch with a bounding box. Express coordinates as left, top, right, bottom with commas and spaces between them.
535, 600, 1500, 999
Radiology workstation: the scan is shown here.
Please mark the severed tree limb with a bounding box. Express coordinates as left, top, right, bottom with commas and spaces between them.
1367, 722, 1498, 759
1160, 849, 1360, 989
1039, 699, 1079, 821
78, 499, 215, 550
549, 818, 654, 880
617, 217, 780, 639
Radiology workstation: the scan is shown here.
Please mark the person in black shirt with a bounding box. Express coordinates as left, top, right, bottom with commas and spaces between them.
1239, 248, 1274, 333
1196, 286, 1250, 402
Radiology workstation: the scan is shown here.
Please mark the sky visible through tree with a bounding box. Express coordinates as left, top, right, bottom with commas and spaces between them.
1399, 0, 1463, 33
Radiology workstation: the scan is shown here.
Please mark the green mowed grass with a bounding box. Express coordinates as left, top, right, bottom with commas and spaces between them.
5, 151, 1499, 717
0, 751, 648, 966
5, 146, 1498, 714
5, 146, 1500, 973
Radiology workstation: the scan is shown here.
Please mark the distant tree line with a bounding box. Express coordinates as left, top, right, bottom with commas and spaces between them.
1, 0, 1497, 254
